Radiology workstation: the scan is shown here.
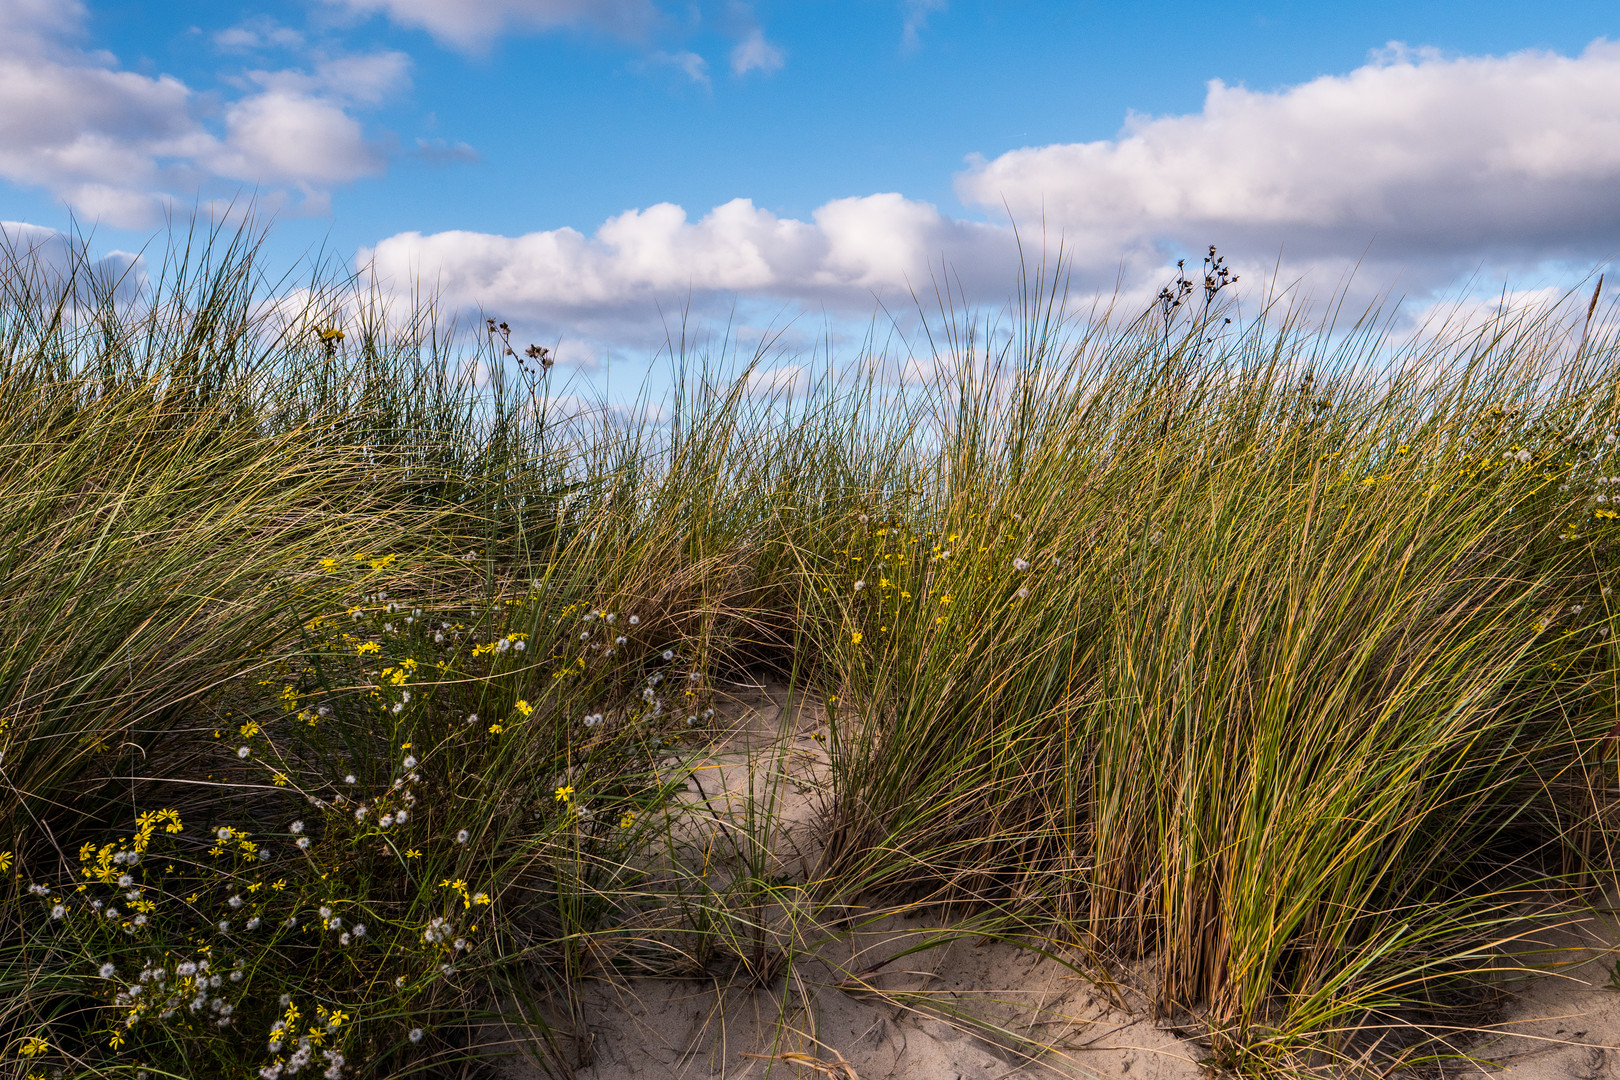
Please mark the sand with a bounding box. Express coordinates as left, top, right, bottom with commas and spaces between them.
485, 681, 1620, 1080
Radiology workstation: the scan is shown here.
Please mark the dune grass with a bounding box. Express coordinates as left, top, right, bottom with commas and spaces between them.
3, 226, 1619, 1079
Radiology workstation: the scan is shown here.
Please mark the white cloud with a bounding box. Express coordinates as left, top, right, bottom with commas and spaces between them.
0, 0, 404, 226
314, 0, 662, 52
0, 220, 143, 302
957, 39, 1620, 266
0, 55, 208, 226
212, 92, 384, 187
358, 37, 1620, 358
361, 194, 1014, 335
729, 27, 783, 76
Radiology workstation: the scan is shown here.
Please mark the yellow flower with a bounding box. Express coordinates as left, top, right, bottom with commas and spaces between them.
554, 785, 574, 802
514, 700, 533, 718
405, 848, 421, 859
356, 641, 381, 657
0, 851, 10, 872
850, 632, 862, 645
318, 557, 339, 572
488, 723, 503, 735
20, 1036, 48, 1057
619, 811, 637, 829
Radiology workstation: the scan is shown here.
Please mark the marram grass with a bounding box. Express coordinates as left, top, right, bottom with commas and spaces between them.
2, 227, 1619, 1079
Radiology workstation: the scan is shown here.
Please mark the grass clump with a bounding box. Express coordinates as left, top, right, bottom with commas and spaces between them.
3, 227, 1620, 1080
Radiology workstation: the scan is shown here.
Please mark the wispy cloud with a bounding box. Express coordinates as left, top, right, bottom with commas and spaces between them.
729, 28, 783, 76
648, 49, 711, 86
311, 0, 664, 53
412, 138, 480, 165
901, 0, 945, 52
722, 2, 784, 76
213, 16, 305, 53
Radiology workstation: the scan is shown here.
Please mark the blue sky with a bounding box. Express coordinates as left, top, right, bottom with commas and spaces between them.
3, 0, 1620, 381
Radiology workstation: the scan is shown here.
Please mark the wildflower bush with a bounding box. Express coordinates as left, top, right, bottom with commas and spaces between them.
5, 227, 1620, 1079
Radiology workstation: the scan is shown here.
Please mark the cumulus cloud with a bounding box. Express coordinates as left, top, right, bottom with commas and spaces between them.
314, 0, 662, 52
0, 0, 405, 226
0, 220, 143, 303
361, 194, 1014, 337
212, 93, 383, 188
958, 39, 1620, 267
0, 0, 214, 225
359, 37, 1620, 359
